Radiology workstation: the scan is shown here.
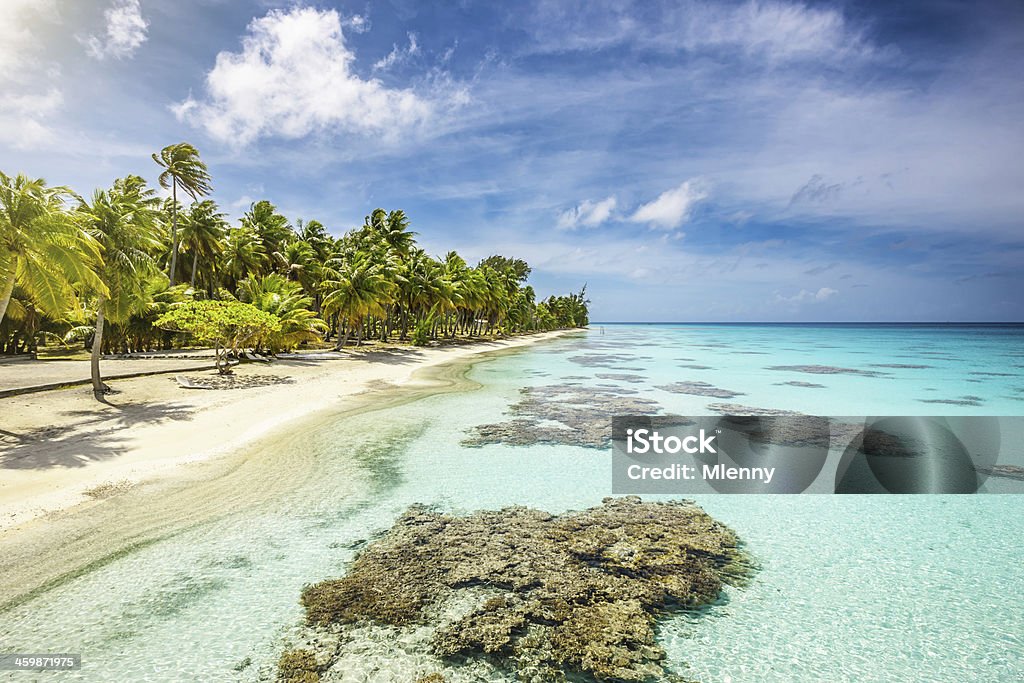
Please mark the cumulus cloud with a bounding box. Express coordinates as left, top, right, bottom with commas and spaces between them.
0, 0, 62, 148
556, 196, 617, 230
374, 32, 420, 71
82, 0, 148, 60
175, 7, 454, 146
629, 180, 708, 229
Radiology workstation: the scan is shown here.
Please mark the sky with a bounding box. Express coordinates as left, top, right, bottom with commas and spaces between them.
1, 0, 1022, 322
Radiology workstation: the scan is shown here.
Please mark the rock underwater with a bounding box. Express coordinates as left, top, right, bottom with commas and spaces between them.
279, 496, 752, 683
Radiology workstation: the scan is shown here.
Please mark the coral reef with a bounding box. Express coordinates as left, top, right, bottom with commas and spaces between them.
277, 649, 322, 682
765, 364, 887, 377
463, 385, 661, 448
976, 464, 1024, 481
569, 354, 644, 369
296, 497, 750, 682
656, 381, 744, 399
919, 396, 985, 407
705, 403, 802, 417
595, 373, 648, 383
868, 363, 932, 369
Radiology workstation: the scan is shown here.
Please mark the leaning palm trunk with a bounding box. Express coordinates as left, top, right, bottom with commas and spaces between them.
0, 266, 16, 328
91, 297, 108, 398
190, 250, 199, 287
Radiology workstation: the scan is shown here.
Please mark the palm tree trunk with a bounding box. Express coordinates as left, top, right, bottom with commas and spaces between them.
0, 265, 16, 328
190, 250, 199, 287
91, 297, 107, 399
169, 180, 179, 286
334, 316, 349, 351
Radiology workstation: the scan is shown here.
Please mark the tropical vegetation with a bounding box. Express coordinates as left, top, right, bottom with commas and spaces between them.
0, 143, 589, 397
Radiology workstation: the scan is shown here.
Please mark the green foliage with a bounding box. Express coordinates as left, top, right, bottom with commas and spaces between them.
1, 149, 590, 357
237, 274, 327, 352
411, 314, 433, 346
0, 171, 106, 326
152, 142, 212, 286
156, 299, 280, 372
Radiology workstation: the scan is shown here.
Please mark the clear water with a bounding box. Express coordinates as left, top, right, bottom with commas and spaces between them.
2, 324, 1023, 682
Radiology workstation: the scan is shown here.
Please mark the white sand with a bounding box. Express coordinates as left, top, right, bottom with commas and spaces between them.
0, 332, 569, 535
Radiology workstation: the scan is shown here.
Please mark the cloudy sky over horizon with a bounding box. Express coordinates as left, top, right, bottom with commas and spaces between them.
2, 0, 1022, 321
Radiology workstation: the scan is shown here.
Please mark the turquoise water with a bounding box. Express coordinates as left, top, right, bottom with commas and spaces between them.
2, 324, 1023, 681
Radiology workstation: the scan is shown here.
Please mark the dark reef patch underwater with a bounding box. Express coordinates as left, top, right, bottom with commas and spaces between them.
277, 497, 751, 683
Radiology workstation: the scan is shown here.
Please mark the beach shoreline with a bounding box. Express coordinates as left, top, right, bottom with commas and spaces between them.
0, 330, 576, 537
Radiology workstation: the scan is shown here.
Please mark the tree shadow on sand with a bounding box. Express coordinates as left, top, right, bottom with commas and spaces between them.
0, 399, 195, 470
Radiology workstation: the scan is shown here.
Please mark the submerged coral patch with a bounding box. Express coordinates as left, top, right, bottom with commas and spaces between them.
919, 396, 985, 407
657, 381, 744, 399
706, 403, 803, 417
569, 354, 641, 368
868, 364, 933, 369
463, 385, 661, 448
295, 497, 750, 682
595, 373, 647, 383
976, 465, 1024, 481
766, 365, 887, 377
775, 381, 826, 389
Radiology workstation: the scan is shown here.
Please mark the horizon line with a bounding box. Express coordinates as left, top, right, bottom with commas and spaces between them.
588, 321, 1024, 325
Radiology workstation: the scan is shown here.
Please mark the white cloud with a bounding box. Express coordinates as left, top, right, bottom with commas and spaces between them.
774, 287, 839, 305
674, 0, 874, 62
342, 14, 370, 34
526, 0, 875, 63
83, 0, 148, 61
556, 196, 617, 230
0, 0, 62, 148
374, 32, 420, 71
629, 180, 708, 229
175, 7, 450, 146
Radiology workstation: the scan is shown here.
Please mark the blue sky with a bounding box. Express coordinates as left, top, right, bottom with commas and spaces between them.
2, 0, 1022, 321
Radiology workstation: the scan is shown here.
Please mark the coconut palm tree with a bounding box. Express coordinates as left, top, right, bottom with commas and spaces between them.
77, 175, 162, 398
236, 273, 327, 352
152, 143, 212, 286
221, 226, 266, 293
180, 200, 227, 288
242, 200, 293, 267
0, 171, 105, 326
321, 254, 393, 349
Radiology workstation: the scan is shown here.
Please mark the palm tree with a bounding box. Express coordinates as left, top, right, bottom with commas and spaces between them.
242, 200, 294, 267
321, 254, 393, 348
221, 226, 266, 293
77, 176, 162, 398
152, 143, 212, 286
0, 171, 105, 326
237, 273, 327, 352
180, 200, 227, 288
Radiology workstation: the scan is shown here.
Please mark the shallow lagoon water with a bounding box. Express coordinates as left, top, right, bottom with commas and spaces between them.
2, 324, 1023, 681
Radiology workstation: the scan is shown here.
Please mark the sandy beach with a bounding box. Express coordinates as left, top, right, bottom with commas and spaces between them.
0, 331, 570, 536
